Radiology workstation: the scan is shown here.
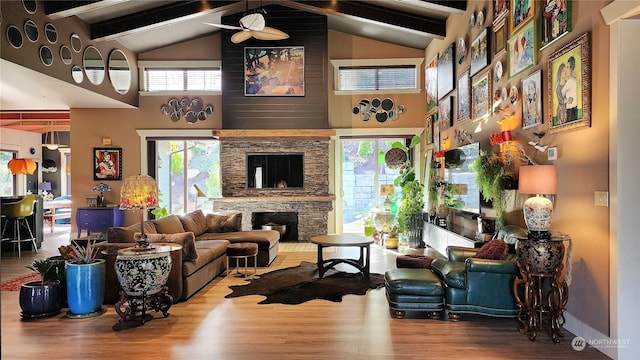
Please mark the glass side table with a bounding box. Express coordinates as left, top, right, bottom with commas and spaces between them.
110, 244, 181, 330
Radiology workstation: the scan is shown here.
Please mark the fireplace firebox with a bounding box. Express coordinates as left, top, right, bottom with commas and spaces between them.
252, 212, 298, 242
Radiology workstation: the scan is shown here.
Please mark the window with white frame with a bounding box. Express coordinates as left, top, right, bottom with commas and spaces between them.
138, 61, 221, 94
330, 58, 423, 95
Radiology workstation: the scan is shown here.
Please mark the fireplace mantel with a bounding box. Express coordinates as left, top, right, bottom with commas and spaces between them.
211, 196, 335, 202
212, 129, 334, 141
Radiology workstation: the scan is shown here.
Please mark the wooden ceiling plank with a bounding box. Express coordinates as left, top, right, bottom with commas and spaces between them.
43, 0, 124, 20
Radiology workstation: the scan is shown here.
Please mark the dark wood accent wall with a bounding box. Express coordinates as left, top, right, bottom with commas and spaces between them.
221, 5, 328, 129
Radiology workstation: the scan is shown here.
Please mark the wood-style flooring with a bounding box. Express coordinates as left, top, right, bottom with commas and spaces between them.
0, 225, 609, 359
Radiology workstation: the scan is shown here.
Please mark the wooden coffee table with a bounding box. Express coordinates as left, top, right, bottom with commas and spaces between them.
310, 235, 373, 278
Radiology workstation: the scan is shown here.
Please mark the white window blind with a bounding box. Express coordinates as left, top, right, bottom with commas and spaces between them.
145, 68, 221, 92
331, 58, 423, 95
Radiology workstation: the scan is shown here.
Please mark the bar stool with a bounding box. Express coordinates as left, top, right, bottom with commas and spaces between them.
1, 194, 38, 257
225, 243, 258, 278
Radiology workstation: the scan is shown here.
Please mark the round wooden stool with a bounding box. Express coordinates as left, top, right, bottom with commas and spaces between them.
226, 243, 258, 278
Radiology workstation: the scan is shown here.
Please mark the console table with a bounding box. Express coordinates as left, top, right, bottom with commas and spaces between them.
76, 207, 124, 237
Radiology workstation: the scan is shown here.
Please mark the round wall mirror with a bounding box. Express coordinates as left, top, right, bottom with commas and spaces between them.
83, 46, 105, 85
24, 20, 38, 42
70, 33, 82, 52
44, 23, 57, 44
22, 0, 37, 14
60, 45, 72, 65
71, 65, 83, 83
108, 49, 131, 94
39, 46, 53, 66
7, 25, 23, 48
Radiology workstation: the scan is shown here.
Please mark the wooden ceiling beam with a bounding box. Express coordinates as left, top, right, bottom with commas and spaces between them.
43, 0, 126, 20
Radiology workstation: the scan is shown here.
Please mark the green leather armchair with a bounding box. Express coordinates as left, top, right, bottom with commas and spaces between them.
430, 245, 519, 320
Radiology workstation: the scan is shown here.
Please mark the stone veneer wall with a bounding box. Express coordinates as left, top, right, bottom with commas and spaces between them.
220, 140, 330, 197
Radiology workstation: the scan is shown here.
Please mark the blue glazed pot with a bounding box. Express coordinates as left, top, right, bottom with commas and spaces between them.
65, 259, 105, 315
19, 280, 62, 319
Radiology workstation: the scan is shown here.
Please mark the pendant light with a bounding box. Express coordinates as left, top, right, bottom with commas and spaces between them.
42, 130, 62, 150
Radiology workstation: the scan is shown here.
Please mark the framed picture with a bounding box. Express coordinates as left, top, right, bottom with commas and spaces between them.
472, 71, 491, 121
457, 69, 471, 123
547, 146, 558, 161
433, 113, 440, 151
244, 47, 305, 96
548, 32, 591, 134
470, 28, 490, 77
540, 0, 572, 50
425, 54, 438, 114
493, 24, 507, 56
426, 113, 434, 144
93, 147, 122, 181
521, 69, 543, 129
493, 0, 510, 29
507, 20, 536, 78
439, 95, 453, 130
437, 42, 455, 100
510, 0, 535, 35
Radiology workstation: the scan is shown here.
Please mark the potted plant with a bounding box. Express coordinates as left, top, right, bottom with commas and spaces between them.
357, 212, 376, 237
60, 239, 106, 317
388, 135, 425, 248
470, 151, 517, 230
384, 225, 400, 249
19, 258, 62, 320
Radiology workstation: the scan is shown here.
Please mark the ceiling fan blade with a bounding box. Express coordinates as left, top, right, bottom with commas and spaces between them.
231, 30, 254, 44
239, 13, 265, 31
253, 27, 289, 41
204, 22, 242, 31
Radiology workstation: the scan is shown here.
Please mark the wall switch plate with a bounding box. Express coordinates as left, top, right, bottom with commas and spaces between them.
594, 191, 609, 207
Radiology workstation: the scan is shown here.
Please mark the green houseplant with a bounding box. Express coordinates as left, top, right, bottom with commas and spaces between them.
388, 135, 425, 247
470, 151, 516, 230
19, 258, 63, 319
60, 239, 106, 317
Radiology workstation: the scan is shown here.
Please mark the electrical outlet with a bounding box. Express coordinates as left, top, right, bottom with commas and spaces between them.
594, 191, 609, 207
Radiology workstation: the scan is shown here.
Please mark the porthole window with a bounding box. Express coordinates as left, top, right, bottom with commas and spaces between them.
7, 25, 23, 48
44, 23, 57, 44
60, 45, 72, 65
40, 46, 54, 66
70, 33, 82, 53
72, 65, 83, 83
22, 0, 37, 14
24, 19, 38, 42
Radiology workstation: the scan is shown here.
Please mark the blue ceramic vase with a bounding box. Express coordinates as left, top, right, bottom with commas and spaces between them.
65, 259, 105, 315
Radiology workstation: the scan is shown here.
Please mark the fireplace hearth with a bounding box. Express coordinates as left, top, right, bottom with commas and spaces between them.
253, 212, 298, 242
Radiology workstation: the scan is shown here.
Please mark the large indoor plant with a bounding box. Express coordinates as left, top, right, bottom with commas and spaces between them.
388, 135, 425, 247
470, 151, 516, 230
60, 239, 106, 317
19, 258, 63, 320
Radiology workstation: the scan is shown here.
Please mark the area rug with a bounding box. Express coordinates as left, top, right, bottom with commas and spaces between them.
0, 273, 40, 291
225, 261, 384, 305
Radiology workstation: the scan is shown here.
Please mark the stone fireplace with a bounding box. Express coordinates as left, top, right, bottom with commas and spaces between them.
211, 130, 335, 242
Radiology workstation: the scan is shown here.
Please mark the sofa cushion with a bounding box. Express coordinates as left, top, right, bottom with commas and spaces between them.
153, 215, 186, 234
182, 240, 230, 277
206, 212, 242, 233
474, 239, 509, 260
196, 230, 279, 251
179, 210, 208, 236
135, 232, 198, 261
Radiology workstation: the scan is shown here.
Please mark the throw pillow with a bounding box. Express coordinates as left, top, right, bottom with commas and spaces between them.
134, 232, 198, 261
206, 212, 242, 233
153, 215, 185, 234
179, 210, 207, 236
474, 239, 509, 260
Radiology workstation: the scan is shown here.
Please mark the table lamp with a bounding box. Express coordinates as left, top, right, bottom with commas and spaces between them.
380, 184, 395, 212
39, 182, 52, 197
194, 184, 206, 209
120, 175, 158, 250
518, 165, 557, 239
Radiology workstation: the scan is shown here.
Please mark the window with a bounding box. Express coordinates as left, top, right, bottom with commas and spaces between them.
331, 58, 423, 95
138, 61, 221, 94
0, 150, 16, 196
155, 139, 221, 215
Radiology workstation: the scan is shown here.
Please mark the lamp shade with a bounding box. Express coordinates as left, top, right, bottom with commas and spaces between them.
38, 182, 52, 191
518, 165, 557, 195
194, 184, 206, 198
7, 158, 37, 175
380, 184, 395, 196
120, 175, 158, 209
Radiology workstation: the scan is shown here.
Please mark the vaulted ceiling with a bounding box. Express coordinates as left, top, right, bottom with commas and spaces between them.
1, 0, 466, 132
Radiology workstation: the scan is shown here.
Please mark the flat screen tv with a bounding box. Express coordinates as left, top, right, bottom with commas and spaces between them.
443, 142, 481, 214
247, 153, 304, 189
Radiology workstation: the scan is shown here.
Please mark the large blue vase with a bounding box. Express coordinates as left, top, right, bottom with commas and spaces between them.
66, 259, 105, 315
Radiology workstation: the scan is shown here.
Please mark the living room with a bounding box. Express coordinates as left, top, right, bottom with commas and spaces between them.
1, 1, 640, 359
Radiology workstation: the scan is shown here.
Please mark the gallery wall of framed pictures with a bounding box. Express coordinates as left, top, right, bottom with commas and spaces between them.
426, 0, 585, 152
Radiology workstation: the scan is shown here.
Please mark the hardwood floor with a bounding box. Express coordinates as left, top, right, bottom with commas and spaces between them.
1, 227, 608, 359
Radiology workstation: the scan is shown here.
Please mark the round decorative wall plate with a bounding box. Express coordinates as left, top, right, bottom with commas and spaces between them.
494, 61, 503, 82
456, 37, 466, 64
477, 10, 484, 29
469, 12, 475, 29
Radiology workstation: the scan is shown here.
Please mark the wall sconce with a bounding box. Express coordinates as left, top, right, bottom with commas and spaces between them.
161, 98, 213, 124
352, 97, 405, 123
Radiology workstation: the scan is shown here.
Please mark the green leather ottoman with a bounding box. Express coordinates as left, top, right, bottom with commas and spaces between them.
384, 268, 444, 319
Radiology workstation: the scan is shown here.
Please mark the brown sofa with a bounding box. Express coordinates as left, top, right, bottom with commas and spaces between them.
100, 210, 280, 302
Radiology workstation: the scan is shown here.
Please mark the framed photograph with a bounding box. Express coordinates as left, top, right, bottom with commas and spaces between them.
510, 0, 535, 35
426, 113, 434, 144
470, 28, 490, 77
493, 25, 507, 56
457, 69, 471, 123
521, 69, 543, 129
437, 42, 455, 100
244, 47, 305, 96
507, 20, 536, 78
472, 71, 491, 121
433, 113, 440, 152
547, 146, 558, 161
439, 95, 453, 130
425, 54, 438, 114
548, 32, 591, 134
540, 0, 572, 50
493, 0, 510, 29
94, 147, 122, 181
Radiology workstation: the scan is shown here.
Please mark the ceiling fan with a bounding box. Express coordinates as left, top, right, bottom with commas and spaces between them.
205, 10, 289, 44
